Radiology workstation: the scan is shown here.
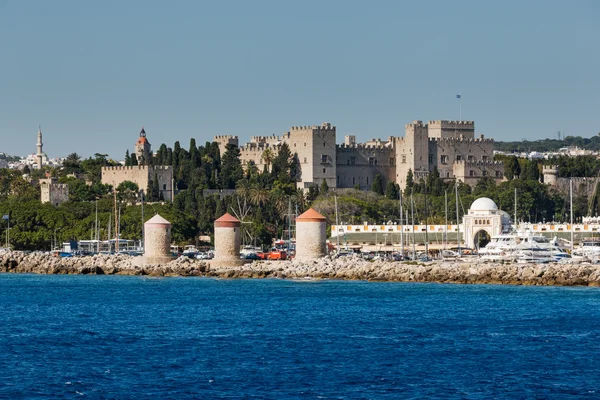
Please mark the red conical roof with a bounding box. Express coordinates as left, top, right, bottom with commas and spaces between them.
215, 212, 241, 227
297, 208, 326, 222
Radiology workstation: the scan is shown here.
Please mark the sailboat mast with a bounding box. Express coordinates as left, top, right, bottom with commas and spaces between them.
424, 184, 429, 258
334, 194, 340, 252
514, 187, 517, 231
455, 182, 460, 252
95, 200, 99, 253
108, 213, 111, 252
444, 190, 448, 251
410, 193, 415, 260
114, 189, 118, 253
570, 178, 574, 254
141, 190, 145, 252
399, 191, 404, 257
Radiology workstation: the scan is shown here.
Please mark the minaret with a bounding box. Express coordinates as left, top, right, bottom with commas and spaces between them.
36, 125, 43, 170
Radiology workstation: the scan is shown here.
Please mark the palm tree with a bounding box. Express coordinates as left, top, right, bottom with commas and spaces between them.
261, 148, 274, 171
270, 189, 288, 219
250, 184, 270, 207
290, 188, 306, 212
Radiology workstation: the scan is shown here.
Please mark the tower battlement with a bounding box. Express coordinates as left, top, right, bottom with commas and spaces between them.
429, 136, 493, 144
542, 165, 559, 173
454, 160, 503, 167
214, 135, 238, 140
249, 135, 280, 143
290, 122, 335, 132
336, 143, 394, 153
428, 120, 475, 127
405, 120, 427, 129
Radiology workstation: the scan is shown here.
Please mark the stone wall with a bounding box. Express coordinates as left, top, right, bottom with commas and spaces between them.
40, 178, 69, 206
213, 135, 239, 157
427, 120, 475, 139
234, 119, 501, 191
336, 142, 395, 189
101, 165, 174, 201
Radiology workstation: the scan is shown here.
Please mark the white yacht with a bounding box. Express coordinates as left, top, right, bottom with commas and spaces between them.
573, 239, 600, 259
480, 229, 570, 263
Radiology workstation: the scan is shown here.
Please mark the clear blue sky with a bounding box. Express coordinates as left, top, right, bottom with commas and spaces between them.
1, 0, 598, 159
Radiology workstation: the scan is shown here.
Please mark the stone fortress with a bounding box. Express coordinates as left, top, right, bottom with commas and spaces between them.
101, 128, 174, 201
40, 178, 69, 206
542, 165, 599, 196
215, 120, 503, 190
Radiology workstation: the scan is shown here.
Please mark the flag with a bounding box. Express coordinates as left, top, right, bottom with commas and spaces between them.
456, 94, 461, 99
2, 215, 8, 220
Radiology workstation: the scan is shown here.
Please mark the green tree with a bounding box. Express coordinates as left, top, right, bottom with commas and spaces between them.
116, 181, 140, 204
320, 179, 329, 194
385, 181, 399, 200
404, 169, 414, 196
220, 144, 243, 189
371, 174, 384, 195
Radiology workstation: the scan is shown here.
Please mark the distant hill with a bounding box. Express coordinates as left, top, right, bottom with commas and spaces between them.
0, 152, 20, 163
494, 134, 600, 152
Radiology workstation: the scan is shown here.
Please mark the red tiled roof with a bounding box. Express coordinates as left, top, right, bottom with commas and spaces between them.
297, 208, 326, 222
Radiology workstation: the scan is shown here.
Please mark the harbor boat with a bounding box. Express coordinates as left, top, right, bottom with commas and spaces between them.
573, 239, 600, 259
182, 245, 200, 258
480, 229, 570, 263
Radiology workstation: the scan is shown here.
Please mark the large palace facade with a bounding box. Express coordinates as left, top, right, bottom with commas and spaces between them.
215, 120, 503, 190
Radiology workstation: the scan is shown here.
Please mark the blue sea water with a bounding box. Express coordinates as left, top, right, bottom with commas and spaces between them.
1, 276, 600, 399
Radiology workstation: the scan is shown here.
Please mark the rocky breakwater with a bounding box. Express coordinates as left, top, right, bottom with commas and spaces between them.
2, 251, 600, 286
209, 256, 600, 286
0, 251, 210, 277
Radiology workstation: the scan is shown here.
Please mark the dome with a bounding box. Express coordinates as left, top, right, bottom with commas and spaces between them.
500, 210, 512, 225
469, 197, 498, 212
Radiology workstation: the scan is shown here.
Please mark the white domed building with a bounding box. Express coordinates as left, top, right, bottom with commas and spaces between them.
463, 197, 511, 249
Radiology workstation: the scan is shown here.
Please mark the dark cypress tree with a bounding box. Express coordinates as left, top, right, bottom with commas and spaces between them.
220, 144, 243, 189
371, 174, 384, 195
166, 147, 173, 166
290, 153, 301, 183
189, 138, 200, 169
404, 169, 414, 196
271, 143, 292, 182
173, 141, 181, 173
320, 179, 329, 194
125, 150, 131, 166
152, 173, 160, 201
385, 181, 398, 200
131, 153, 138, 166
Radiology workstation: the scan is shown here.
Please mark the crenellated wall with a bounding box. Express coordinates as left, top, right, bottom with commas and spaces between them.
429, 136, 496, 181
453, 160, 504, 185
101, 165, 174, 201
213, 135, 239, 156
335, 142, 395, 189
232, 119, 501, 192
428, 120, 475, 139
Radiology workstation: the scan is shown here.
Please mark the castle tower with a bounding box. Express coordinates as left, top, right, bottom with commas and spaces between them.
295, 208, 327, 260
135, 127, 151, 164
213, 213, 241, 262
143, 214, 173, 265
396, 121, 430, 189
36, 126, 43, 170
543, 165, 559, 186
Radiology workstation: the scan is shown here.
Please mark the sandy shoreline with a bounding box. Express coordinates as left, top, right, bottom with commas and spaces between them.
1, 251, 600, 286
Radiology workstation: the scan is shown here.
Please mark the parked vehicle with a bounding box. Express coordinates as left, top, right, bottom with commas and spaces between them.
267, 249, 287, 260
